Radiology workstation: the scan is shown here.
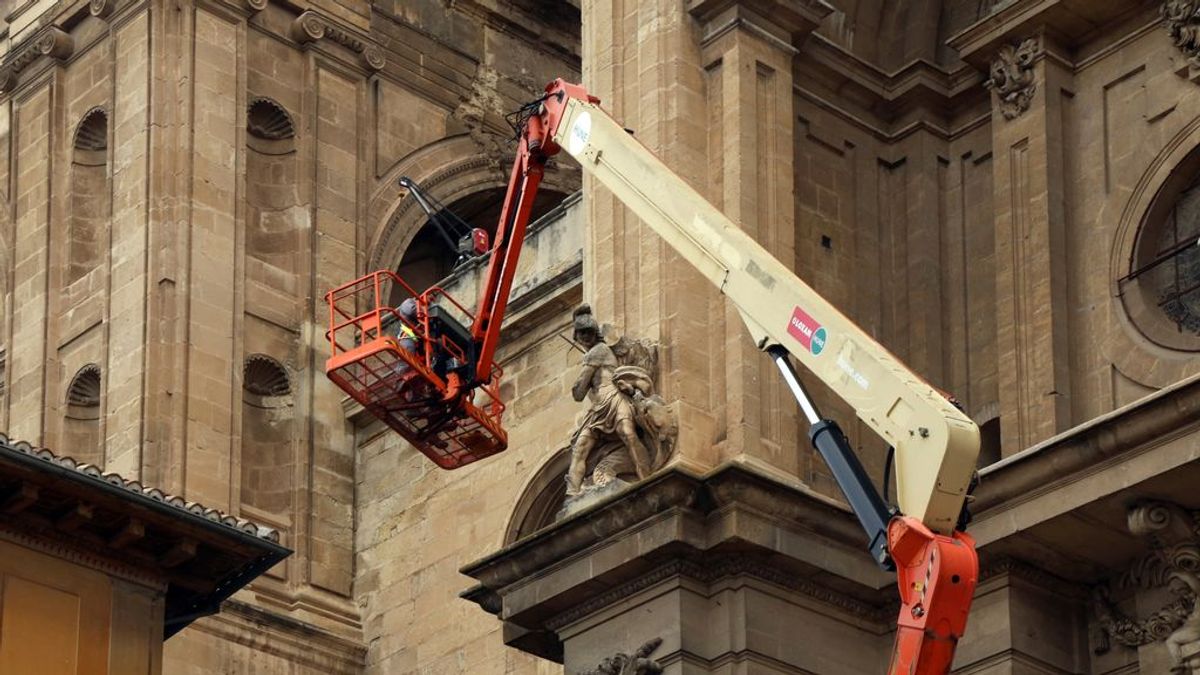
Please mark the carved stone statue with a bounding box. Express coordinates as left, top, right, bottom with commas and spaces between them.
1094, 500, 1200, 672
581, 637, 663, 675
1167, 571, 1200, 672
560, 305, 677, 507
985, 37, 1040, 120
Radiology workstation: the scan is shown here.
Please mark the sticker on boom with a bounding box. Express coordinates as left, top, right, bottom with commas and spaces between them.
788, 306, 827, 356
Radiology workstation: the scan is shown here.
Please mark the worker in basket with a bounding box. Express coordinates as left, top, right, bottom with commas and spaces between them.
393, 297, 428, 401
393, 296, 466, 404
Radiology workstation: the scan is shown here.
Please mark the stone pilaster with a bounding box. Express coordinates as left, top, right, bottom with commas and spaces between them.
953, 17, 1076, 456
687, 0, 829, 475
581, 0, 717, 470
988, 34, 1075, 455
582, 0, 831, 476
954, 559, 1090, 672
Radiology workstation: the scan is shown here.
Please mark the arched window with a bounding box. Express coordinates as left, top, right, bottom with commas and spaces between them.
504, 448, 570, 544
241, 354, 294, 519
64, 364, 101, 465
1120, 157, 1200, 352
68, 108, 108, 285
393, 185, 571, 304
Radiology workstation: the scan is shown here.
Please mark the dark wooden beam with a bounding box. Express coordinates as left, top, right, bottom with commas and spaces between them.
160, 539, 197, 568
1, 483, 37, 514
109, 519, 145, 549
55, 503, 94, 532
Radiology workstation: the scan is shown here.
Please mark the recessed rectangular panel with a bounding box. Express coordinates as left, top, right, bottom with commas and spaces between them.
0, 577, 81, 675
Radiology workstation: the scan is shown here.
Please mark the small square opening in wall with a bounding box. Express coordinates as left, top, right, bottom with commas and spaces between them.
820, 235, 832, 250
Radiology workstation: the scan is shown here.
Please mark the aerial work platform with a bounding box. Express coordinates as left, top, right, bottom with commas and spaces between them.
324, 270, 506, 469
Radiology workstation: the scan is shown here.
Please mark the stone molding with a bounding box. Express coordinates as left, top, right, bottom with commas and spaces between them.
543, 552, 892, 632
290, 11, 384, 71
462, 463, 896, 665
686, 0, 832, 45
978, 556, 1085, 599
985, 37, 1040, 119
973, 372, 1200, 517
0, 523, 165, 591
0, 26, 73, 93
190, 599, 367, 674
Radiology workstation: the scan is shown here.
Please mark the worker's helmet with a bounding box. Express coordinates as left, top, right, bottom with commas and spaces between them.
399, 297, 418, 321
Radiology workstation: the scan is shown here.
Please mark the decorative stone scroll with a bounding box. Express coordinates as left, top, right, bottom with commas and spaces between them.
290, 11, 385, 71
1165, 1, 1200, 68
556, 305, 678, 518
581, 637, 664, 675
89, 0, 114, 19
0, 26, 74, 93
985, 37, 1040, 120
1094, 500, 1200, 672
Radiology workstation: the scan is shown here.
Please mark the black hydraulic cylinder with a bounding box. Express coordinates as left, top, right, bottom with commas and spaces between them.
808, 419, 894, 571
767, 346, 894, 571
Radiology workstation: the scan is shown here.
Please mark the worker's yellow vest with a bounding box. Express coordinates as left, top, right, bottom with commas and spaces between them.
398, 323, 417, 341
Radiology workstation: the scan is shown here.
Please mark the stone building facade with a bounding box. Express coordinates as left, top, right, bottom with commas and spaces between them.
2, 0, 1200, 672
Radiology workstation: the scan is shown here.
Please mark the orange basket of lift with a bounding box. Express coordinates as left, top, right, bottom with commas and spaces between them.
325, 270, 507, 469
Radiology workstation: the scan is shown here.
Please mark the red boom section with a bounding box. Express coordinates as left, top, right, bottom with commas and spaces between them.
471, 79, 600, 383
325, 270, 506, 469
887, 516, 979, 675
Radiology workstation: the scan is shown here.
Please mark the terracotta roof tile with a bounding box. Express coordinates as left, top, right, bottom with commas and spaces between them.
0, 433, 280, 543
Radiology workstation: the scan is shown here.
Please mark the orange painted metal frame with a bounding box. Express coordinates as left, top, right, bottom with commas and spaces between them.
325, 270, 506, 469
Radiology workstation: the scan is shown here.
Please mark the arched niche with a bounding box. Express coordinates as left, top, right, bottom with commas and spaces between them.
368, 133, 581, 279
503, 447, 570, 545
68, 106, 109, 286
241, 354, 294, 519
64, 364, 102, 465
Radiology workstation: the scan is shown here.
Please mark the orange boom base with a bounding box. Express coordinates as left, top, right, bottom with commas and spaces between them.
325, 270, 506, 469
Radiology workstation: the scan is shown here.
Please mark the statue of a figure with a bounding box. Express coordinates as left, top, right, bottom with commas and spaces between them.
563, 305, 676, 498
1167, 571, 1200, 672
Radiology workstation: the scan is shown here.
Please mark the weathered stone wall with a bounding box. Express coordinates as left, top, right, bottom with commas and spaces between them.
0, 0, 580, 671
355, 196, 583, 674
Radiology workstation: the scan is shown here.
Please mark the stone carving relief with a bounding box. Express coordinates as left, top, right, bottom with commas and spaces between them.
1094, 501, 1200, 672
1165, 1, 1200, 68
558, 305, 678, 517
579, 637, 664, 675
290, 11, 385, 71
89, 0, 114, 19
985, 37, 1040, 120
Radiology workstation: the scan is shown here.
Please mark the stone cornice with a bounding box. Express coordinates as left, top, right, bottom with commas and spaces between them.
190, 599, 366, 674
687, 0, 833, 43
0, 25, 72, 93
461, 460, 897, 647
979, 556, 1088, 600
785, 26, 996, 143
948, 0, 1156, 69
972, 372, 1200, 545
